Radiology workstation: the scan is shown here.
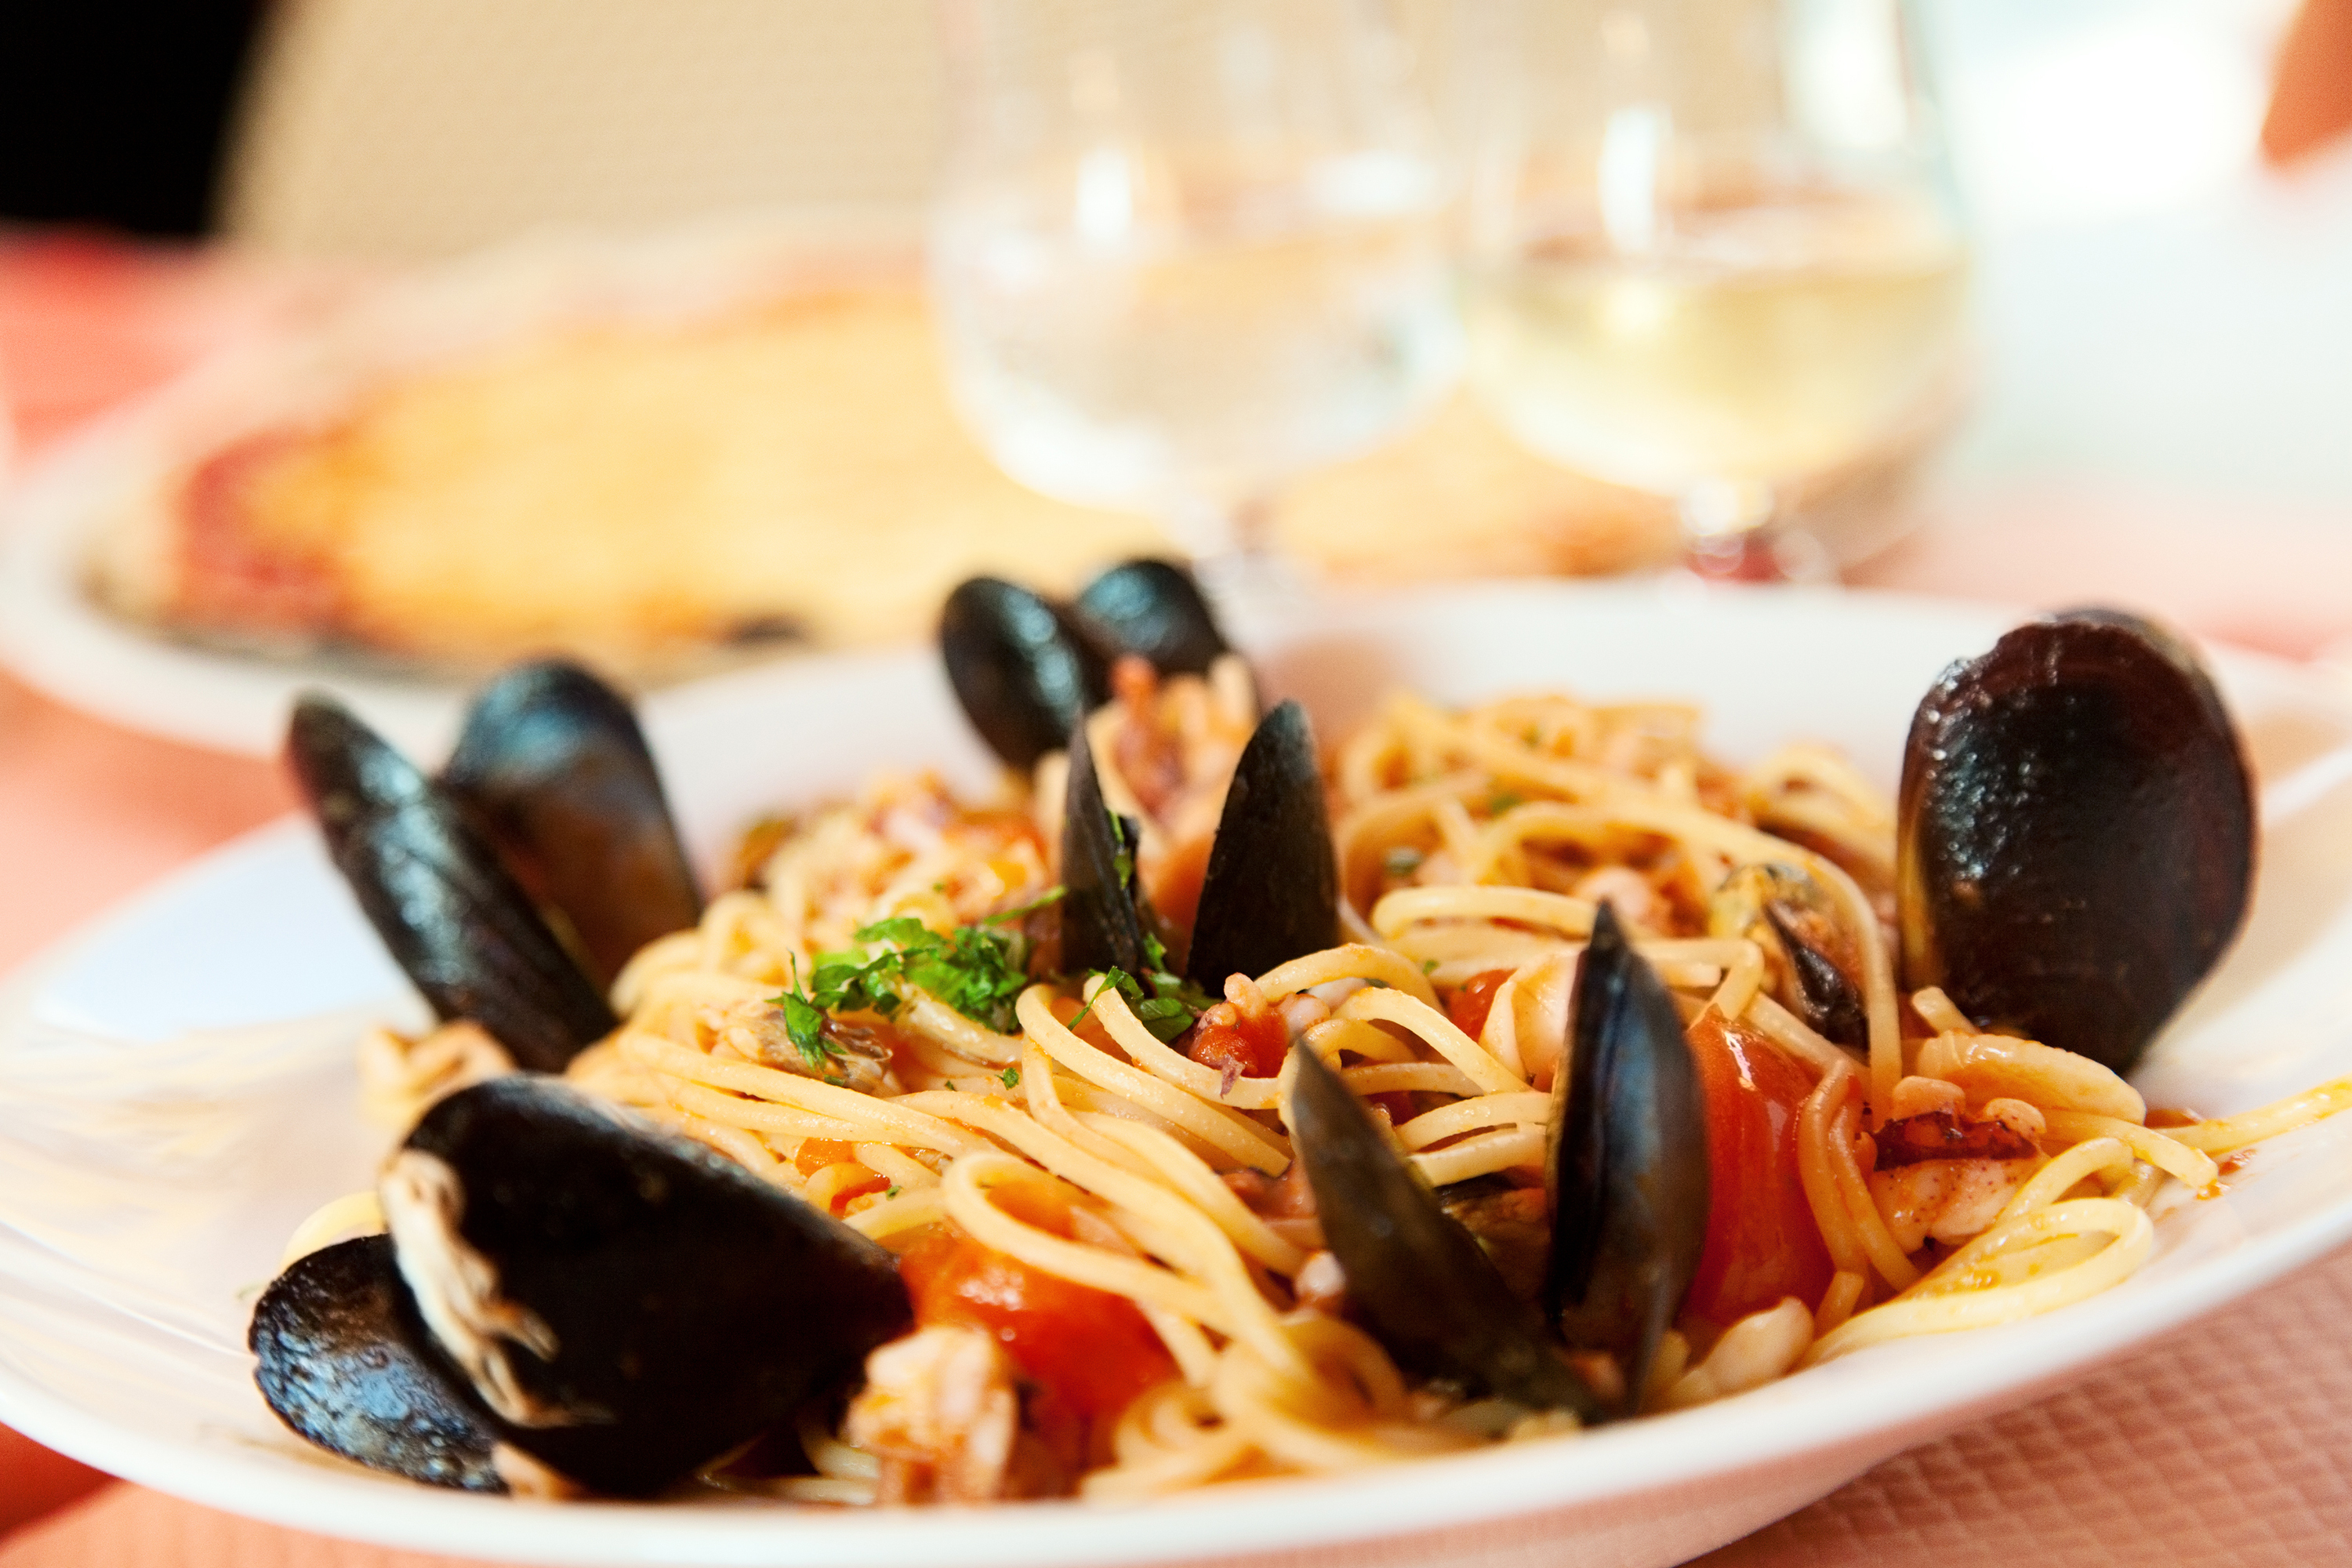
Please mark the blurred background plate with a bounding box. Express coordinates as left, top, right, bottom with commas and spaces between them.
0, 216, 1683, 760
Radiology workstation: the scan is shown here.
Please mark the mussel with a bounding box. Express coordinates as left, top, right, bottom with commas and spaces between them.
1058, 720, 1151, 978
1071, 559, 1230, 680
1286, 903, 1702, 1423
289, 662, 705, 1073
289, 696, 618, 1073
442, 660, 702, 989
256, 1077, 912, 1497
939, 578, 1107, 772
1058, 698, 1340, 988
1184, 700, 1338, 990
1709, 864, 1866, 1050
1290, 1043, 1601, 1418
1544, 902, 1709, 1415
941, 558, 1243, 771
1897, 608, 2256, 1074
250, 1234, 506, 1492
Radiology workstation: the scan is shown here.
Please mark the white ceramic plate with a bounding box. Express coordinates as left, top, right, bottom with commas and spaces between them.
6, 583, 2352, 1568
0, 217, 914, 761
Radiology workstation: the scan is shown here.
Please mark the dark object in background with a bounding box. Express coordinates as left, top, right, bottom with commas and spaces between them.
0, 4, 267, 236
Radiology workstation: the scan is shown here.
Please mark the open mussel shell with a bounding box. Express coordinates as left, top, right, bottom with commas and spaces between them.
250, 1235, 506, 1493
1289, 1045, 1599, 1417
382, 1076, 911, 1497
1544, 902, 1709, 1417
940, 577, 1109, 771
1184, 700, 1338, 990
1060, 721, 1150, 977
443, 660, 702, 989
1072, 559, 1232, 681
1897, 609, 2256, 1075
1762, 902, 1866, 1049
289, 696, 616, 1073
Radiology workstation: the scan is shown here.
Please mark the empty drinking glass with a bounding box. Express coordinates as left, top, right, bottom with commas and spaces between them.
929, 0, 1461, 591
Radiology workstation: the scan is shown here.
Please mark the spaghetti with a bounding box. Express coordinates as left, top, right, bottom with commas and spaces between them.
324, 675, 2349, 1504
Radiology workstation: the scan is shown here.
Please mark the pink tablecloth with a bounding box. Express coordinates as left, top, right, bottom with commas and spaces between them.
6, 238, 2352, 1566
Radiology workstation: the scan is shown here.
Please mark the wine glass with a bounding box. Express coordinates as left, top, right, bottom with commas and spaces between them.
927, 0, 1461, 604
1459, 0, 1969, 580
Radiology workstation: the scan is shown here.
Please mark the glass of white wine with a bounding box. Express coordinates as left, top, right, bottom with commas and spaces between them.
1460, 0, 1968, 579
928, 0, 1460, 597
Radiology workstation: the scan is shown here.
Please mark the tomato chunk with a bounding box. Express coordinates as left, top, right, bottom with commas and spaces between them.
1446, 968, 1515, 1040
1683, 1012, 1833, 1331
899, 1198, 1177, 1421
1188, 1000, 1287, 1080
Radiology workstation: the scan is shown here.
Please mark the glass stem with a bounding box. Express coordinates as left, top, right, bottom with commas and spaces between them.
1675, 478, 1830, 583
1167, 493, 1312, 633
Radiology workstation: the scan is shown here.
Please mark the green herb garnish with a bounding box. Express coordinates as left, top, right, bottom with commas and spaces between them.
800, 897, 1056, 1038
1383, 845, 1425, 878
1486, 789, 1526, 815
1076, 964, 1218, 1043
769, 956, 848, 1071
1000, 1065, 1022, 1090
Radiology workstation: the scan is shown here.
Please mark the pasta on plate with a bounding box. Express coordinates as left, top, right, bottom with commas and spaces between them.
260, 590, 2352, 1508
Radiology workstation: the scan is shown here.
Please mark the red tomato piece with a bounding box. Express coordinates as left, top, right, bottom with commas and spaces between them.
1187, 1001, 1287, 1080
1446, 968, 1515, 1040
1682, 1012, 1834, 1331
899, 1205, 1178, 1421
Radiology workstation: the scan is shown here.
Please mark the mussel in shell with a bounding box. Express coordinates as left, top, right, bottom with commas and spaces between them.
289, 695, 617, 1073
941, 559, 1245, 771
1897, 608, 2256, 1075
1709, 864, 1866, 1050
255, 1076, 916, 1497
1544, 902, 1710, 1416
1058, 720, 1151, 978
250, 1234, 507, 1492
1289, 1044, 1600, 1417
1184, 700, 1338, 990
442, 661, 702, 989
939, 578, 1107, 772
1071, 559, 1230, 679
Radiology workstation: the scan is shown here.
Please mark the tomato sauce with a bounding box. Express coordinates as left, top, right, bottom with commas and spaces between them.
1682, 1012, 1834, 1330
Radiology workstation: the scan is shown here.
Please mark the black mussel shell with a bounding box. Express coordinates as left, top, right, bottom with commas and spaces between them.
442, 661, 702, 989
1184, 701, 1338, 990
941, 577, 1109, 771
384, 1077, 911, 1497
1897, 609, 2256, 1075
1762, 902, 1867, 1049
1060, 721, 1149, 978
1290, 1045, 1599, 1417
250, 1235, 507, 1492
1544, 902, 1709, 1417
1072, 559, 1232, 680
289, 696, 616, 1073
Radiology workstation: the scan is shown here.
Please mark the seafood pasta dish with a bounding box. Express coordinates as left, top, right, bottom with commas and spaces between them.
251, 563, 2349, 1506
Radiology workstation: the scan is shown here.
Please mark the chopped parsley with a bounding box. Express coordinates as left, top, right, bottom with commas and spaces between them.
1076, 963, 1218, 1043
884, 1185, 902, 1200
771, 956, 848, 1072
1486, 789, 1526, 815
1000, 1065, 1022, 1090
769, 889, 1063, 1056
1383, 845, 1425, 878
